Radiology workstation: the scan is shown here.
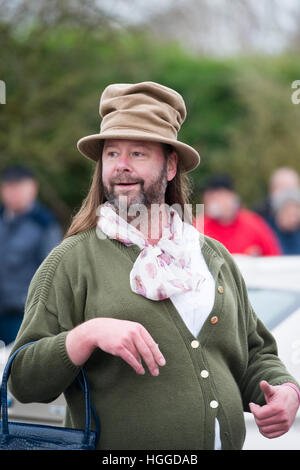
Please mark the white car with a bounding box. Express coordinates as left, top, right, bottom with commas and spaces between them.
0, 342, 66, 426
234, 255, 300, 450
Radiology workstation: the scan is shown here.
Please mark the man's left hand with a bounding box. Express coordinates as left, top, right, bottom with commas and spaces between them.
249, 380, 299, 439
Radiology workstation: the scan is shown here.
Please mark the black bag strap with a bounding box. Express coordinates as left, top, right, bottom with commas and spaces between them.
0, 341, 99, 445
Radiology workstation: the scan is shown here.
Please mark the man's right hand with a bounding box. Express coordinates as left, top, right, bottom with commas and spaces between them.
66, 318, 166, 376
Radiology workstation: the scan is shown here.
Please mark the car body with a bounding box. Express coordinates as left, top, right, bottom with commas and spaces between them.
234, 255, 300, 450
0, 341, 66, 426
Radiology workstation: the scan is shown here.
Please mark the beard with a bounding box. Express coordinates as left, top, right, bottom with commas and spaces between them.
103, 163, 168, 214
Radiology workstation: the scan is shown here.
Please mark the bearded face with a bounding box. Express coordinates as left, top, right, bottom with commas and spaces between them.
103, 162, 168, 211
102, 140, 170, 214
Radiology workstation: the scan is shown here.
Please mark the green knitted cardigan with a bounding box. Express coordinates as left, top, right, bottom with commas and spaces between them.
8, 227, 299, 450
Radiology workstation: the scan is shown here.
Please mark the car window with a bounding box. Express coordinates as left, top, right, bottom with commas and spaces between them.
248, 288, 300, 330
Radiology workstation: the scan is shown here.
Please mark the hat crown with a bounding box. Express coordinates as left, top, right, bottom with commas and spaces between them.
99, 82, 186, 140
77, 81, 200, 173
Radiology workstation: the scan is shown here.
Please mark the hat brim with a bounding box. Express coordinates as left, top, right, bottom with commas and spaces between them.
77, 130, 200, 173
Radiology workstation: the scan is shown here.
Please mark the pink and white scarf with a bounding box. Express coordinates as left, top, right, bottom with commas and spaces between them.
97, 202, 205, 301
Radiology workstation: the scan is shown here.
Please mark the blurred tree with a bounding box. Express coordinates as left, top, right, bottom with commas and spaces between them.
0, 1, 241, 227
0, 0, 299, 230
208, 59, 300, 207
0, 0, 119, 227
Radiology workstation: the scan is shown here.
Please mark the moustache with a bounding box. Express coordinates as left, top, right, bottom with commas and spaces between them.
110, 176, 144, 186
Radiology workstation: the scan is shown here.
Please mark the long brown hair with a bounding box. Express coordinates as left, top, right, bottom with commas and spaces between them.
63, 144, 193, 239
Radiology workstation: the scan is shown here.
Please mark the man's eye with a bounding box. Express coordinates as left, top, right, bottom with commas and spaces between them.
107, 151, 118, 157
133, 152, 145, 157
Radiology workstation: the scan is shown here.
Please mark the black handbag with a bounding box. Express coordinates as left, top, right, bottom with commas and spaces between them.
0, 342, 100, 450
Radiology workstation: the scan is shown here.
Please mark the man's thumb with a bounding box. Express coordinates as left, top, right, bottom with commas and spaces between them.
260, 380, 275, 402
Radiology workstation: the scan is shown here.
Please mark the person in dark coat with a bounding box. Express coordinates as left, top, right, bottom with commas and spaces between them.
266, 189, 300, 255
254, 167, 300, 220
0, 165, 62, 344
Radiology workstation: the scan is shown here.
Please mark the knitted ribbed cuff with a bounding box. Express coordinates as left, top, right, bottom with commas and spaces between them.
57, 331, 81, 373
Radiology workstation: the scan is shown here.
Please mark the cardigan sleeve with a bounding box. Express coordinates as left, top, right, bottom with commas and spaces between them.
8, 240, 82, 404
204, 236, 300, 411
225, 248, 300, 411
240, 299, 300, 410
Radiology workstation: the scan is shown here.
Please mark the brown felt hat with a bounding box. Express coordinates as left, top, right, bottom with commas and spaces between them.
77, 81, 200, 173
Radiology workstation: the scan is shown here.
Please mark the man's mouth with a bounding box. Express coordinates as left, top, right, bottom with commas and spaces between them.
114, 182, 140, 188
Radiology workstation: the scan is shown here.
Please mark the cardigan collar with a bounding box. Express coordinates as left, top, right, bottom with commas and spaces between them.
96, 225, 225, 280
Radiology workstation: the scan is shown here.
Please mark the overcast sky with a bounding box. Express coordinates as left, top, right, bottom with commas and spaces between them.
2, 0, 300, 56
98, 0, 300, 56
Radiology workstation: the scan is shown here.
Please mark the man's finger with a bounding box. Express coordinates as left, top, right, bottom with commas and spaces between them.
139, 327, 166, 367
258, 422, 288, 435
261, 430, 286, 439
133, 333, 159, 376
252, 411, 286, 426
249, 401, 280, 420
257, 422, 288, 439
118, 346, 145, 375
249, 402, 261, 418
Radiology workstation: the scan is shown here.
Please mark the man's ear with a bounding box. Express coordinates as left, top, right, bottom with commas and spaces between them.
167, 151, 178, 182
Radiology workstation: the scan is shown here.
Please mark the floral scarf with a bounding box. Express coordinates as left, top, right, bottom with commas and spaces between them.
97, 202, 205, 301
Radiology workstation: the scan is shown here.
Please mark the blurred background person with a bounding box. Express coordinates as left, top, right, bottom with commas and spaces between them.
254, 167, 300, 221
196, 174, 282, 256
265, 189, 300, 255
0, 165, 62, 345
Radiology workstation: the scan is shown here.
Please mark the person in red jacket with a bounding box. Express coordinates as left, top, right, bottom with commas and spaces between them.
195, 174, 282, 256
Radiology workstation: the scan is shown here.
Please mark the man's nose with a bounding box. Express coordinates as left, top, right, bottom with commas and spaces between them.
115, 152, 132, 170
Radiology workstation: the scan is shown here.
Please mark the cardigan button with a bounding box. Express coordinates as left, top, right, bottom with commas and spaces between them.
217, 285, 224, 294
200, 370, 209, 378
191, 340, 200, 349
210, 316, 219, 325
210, 400, 219, 409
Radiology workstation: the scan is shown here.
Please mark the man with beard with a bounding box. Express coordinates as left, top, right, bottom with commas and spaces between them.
9, 82, 300, 450
101, 139, 173, 246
